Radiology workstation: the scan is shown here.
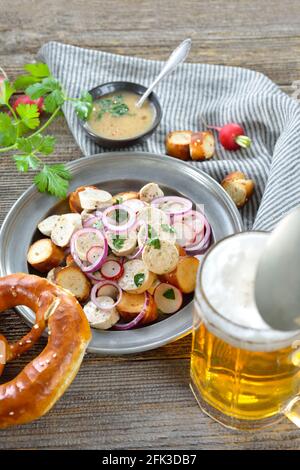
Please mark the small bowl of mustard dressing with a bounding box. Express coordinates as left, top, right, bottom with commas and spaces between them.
82, 81, 162, 148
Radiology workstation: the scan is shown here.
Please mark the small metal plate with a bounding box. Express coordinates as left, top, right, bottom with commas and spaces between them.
0, 152, 243, 355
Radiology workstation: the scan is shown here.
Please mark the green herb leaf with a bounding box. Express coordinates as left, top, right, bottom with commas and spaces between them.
43, 89, 65, 113
112, 234, 126, 250
163, 288, 175, 300
37, 135, 56, 154
26, 77, 62, 99
16, 134, 56, 155
73, 91, 93, 120
134, 273, 145, 288
0, 80, 15, 106
34, 164, 71, 198
13, 154, 40, 172
14, 63, 50, 90
16, 103, 40, 129
14, 75, 40, 91
0, 112, 16, 146
161, 223, 176, 234
96, 94, 130, 120
24, 63, 50, 78
148, 237, 161, 249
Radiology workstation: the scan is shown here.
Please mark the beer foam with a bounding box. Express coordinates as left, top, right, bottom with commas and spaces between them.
198, 232, 300, 351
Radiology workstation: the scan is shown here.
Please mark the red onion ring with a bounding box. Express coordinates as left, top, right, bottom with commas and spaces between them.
126, 220, 148, 259
102, 204, 136, 232
122, 198, 146, 213
83, 215, 103, 229
151, 196, 192, 215
70, 228, 108, 273
185, 218, 212, 254
86, 271, 104, 282
114, 292, 150, 330
172, 210, 205, 234
91, 280, 122, 310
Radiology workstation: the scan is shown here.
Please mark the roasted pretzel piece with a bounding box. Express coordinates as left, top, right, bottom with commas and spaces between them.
0, 273, 91, 428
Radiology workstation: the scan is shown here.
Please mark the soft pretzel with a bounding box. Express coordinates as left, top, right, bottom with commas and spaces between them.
0, 273, 91, 428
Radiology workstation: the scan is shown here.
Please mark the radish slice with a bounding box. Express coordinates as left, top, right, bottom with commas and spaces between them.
91, 280, 122, 310
70, 228, 108, 273
154, 283, 183, 314
87, 245, 104, 264
102, 204, 136, 232
151, 196, 192, 215
100, 260, 124, 280
114, 292, 150, 330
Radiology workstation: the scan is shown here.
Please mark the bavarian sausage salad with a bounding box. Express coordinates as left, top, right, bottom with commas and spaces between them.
27, 183, 212, 330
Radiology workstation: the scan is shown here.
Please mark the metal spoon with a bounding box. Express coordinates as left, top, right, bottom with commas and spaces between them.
136, 38, 192, 108
255, 206, 300, 331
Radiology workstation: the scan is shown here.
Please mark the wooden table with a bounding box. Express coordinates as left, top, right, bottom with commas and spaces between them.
1, 0, 300, 450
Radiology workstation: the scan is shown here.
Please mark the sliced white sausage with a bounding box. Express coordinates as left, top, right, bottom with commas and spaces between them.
106, 230, 137, 256
142, 240, 179, 275
118, 259, 149, 292
139, 182, 164, 203
38, 215, 60, 237
81, 209, 94, 223
137, 206, 169, 226
51, 213, 82, 247
137, 222, 177, 248
79, 188, 112, 210
74, 231, 104, 261
83, 299, 120, 330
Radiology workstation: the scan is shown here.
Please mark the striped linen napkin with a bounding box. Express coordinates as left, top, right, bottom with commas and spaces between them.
38, 41, 300, 231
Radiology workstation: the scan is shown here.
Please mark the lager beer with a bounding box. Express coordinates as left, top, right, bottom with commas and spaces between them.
191, 232, 300, 429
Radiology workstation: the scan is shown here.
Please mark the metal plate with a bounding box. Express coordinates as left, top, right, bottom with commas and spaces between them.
0, 152, 243, 355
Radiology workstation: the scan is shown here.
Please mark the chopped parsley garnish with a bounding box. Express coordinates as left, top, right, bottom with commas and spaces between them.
148, 237, 161, 249
97, 95, 130, 120
134, 273, 145, 287
147, 224, 157, 239
161, 223, 176, 234
112, 234, 126, 250
163, 288, 175, 300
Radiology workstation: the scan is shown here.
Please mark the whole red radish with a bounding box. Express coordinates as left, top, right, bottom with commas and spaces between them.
13, 95, 44, 114
208, 123, 251, 151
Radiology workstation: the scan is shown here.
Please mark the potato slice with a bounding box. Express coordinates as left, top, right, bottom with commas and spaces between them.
159, 256, 199, 294
117, 291, 145, 314
27, 239, 65, 273
189, 131, 215, 160
166, 131, 192, 160
117, 292, 158, 326
55, 265, 91, 302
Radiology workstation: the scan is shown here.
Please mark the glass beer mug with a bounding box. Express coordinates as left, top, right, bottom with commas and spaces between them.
190, 231, 300, 430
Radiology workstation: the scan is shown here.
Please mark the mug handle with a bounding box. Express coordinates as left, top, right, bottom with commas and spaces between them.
285, 397, 300, 427
284, 347, 300, 426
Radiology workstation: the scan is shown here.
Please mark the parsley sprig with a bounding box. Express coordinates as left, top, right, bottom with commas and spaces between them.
0, 63, 92, 198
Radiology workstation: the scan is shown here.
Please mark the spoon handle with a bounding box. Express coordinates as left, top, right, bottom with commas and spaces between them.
136, 38, 192, 108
